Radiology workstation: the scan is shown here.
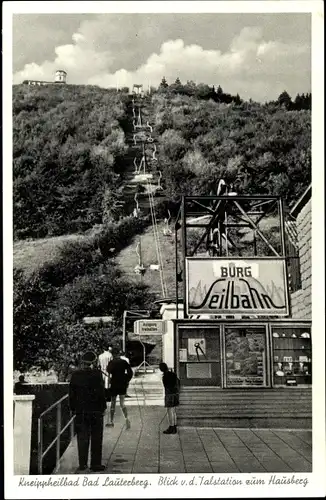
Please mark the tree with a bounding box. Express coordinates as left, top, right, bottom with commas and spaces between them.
13, 268, 55, 372
234, 93, 242, 105
159, 77, 169, 89
13, 84, 129, 239
48, 322, 121, 381
277, 90, 292, 110
102, 185, 126, 223
216, 85, 223, 96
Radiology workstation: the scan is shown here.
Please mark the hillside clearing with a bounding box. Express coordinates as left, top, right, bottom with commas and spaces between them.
13, 234, 88, 276
115, 222, 177, 298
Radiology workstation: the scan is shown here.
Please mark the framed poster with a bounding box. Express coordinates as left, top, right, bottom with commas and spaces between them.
188, 338, 206, 356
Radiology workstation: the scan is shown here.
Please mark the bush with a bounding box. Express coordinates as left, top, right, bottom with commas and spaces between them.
96, 216, 150, 258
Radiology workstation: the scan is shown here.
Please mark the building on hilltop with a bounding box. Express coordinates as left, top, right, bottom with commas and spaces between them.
22, 70, 67, 86
54, 69, 67, 83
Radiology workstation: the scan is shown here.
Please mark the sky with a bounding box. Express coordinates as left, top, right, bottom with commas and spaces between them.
12, 13, 311, 102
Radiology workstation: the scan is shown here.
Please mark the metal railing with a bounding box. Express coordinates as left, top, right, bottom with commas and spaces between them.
37, 394, 75, 474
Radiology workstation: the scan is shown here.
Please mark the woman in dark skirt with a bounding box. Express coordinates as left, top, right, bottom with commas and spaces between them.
159, 362, 180, 434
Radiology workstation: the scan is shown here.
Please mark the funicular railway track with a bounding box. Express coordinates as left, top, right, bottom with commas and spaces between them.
118, 84, 170, 298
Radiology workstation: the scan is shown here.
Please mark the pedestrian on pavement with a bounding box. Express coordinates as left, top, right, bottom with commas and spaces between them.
98, 344, 113, 400
14, 375, 26, 394
69, 351, 106, 472
119, 350, 131, 397
119, 350, 130, 364
67, 360, 77, 382
159, 362, 180, 434
107, 347, 133, 429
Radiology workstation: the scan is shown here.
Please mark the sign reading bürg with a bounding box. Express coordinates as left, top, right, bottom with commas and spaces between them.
186, 258, 289, 316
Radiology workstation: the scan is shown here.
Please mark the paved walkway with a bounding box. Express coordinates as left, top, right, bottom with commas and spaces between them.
57, 407, 312, 475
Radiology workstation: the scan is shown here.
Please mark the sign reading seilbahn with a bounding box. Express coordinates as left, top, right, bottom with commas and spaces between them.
186, 258, 289, 316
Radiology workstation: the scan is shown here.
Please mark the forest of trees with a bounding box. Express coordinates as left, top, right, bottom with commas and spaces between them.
13, 85, 130, 239
152, 95, 311, 207
12, 80, 311, 373
13, 82, 311, 239
157, 77, 311, 110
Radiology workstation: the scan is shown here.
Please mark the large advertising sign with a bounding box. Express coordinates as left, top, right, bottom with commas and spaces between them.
186, 258, 289, 316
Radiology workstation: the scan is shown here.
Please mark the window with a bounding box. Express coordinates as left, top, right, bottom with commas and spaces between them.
272, 326, 311, 386
225, 327, 268, 387
178, 327, 221, 386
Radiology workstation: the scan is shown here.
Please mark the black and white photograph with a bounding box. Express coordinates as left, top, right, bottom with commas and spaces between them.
3, 1, 325, 498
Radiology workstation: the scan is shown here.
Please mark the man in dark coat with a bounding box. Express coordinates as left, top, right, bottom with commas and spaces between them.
69, 351, 106, 472
106, 348, 133, 428
14, 375, 27, 394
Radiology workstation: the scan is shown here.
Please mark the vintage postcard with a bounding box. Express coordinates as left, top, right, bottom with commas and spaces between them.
3, 1, 325, 498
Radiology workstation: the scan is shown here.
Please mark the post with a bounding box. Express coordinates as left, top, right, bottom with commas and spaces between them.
279, 197, 286, 257
70, 415, 74, 442
122, 311, 127, 352
253, 230, 257, 256
218, 220, 223, 256
143, 340, 146, 374
56, 403, 61, 468
139, 237, 143, 285
14, 395, 35, 475
279, 197, 292, 317
175, 221, 179, 319
181, 197, 188, 319
38, 417, 43, 475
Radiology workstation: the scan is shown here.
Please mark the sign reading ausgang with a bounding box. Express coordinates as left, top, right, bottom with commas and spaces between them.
134, 320, 166, 335
186, 258, 289, 316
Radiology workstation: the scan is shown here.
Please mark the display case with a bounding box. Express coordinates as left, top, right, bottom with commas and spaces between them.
177, 326, 221, 386
224, 326, 268, 387
272, 326, 312, 386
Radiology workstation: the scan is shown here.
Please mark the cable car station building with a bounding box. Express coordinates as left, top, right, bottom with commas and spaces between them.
159, 188, 312, 428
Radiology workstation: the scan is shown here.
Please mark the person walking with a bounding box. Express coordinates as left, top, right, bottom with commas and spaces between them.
98, 344, 113, 401
106, 348, 133, 429
69, 351, 106, 472
119, 350, 132, 397
119, 350, 130, 364
159, 362, 180, 434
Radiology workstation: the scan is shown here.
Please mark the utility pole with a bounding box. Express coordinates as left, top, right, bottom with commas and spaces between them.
121, 309, 151, 352
139, 237, 143, 285
122, 310, 127, 352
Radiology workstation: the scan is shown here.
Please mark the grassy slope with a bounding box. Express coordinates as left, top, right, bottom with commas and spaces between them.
115, 221, 177, 298
12, 221, 177, 296
13, 215, 279, 298
13, 234, 87, 276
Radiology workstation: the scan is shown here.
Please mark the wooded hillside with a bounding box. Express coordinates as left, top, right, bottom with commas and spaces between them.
12, 82, 311, 374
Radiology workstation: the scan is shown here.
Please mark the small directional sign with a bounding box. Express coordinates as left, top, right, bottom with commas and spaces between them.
134, 319, 165, 335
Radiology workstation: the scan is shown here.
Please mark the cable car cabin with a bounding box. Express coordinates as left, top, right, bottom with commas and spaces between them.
142, 183, 162, 196
130, 173, 154, 184
134, 264, 146, 275
149, 264, 160, 271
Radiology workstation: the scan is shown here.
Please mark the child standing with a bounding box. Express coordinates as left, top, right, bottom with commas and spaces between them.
159, 362, 180, 434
